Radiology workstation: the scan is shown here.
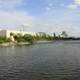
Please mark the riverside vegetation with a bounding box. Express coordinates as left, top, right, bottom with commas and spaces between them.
0, 31, 80, 45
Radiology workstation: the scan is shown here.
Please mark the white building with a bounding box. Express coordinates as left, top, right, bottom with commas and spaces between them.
0, 29, 36, 38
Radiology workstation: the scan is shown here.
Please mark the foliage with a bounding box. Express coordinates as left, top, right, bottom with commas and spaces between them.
61, 31, 68, 38
23, 34, 33, 43
34, 32, 54, 41
14, 34, 33, 43
0, 37, 11, 43
10, 32, 14, 36
0, 31, 72, 44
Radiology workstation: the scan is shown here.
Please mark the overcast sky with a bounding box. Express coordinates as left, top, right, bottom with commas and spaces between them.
0, 0, 80, 36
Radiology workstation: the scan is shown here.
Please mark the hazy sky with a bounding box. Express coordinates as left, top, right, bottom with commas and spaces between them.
0, 0, 80, 36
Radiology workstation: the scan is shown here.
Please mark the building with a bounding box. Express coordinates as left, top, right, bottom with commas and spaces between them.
0, 29, 36, 38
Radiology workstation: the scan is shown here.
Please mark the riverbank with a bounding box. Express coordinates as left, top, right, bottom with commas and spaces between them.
0, 40, 54, 47
0, 42, 31, 47
34, 40, 54, 44
1, 40, 80, 47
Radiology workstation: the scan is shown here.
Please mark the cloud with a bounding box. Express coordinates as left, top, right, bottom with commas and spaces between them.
0, 0, 33, 30
0, 0, 24, 6
45, 7, 50, 11
0, 0, 24, 10
60, 4, 65, 7
0, 0, 79, 36
75, 0, 80, 5
67, 4, 77, 9
32, 21, 80, 37
49, 3, 53, 7
0, 11, 32, 29
67, 0, 80, 9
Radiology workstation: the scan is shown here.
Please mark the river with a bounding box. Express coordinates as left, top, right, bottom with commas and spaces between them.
0, 41, 80, 80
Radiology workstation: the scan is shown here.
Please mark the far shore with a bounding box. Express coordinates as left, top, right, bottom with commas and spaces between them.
0, 30, 80, 47
0, 40, 80, 47
0, 42, 30, 47
0, 41, 54, 47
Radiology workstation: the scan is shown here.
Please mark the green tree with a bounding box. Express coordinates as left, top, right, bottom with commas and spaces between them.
23, 34, 33, 43
61, 31, 68, 38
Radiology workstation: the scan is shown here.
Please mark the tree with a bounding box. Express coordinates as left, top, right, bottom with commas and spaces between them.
61, 31, 68, 38
53, 33, 56, 38
23, 34, 33, 43
10, 32, 14, 36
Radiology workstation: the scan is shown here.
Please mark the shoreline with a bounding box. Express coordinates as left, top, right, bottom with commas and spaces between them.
0, 42, 31, 47
0, 41, 54, 47
34, 40, 54, 44
0, 40, 80, 47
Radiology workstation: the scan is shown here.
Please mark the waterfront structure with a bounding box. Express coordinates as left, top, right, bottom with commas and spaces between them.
0, 29, 35, 38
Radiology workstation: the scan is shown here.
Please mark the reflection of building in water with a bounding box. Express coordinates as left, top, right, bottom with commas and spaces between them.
0, 29, 36, 38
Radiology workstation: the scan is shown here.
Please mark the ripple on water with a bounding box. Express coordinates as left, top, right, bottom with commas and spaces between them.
0, 42, 80, 80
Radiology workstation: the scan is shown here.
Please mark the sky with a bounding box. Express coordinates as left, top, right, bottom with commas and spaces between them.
0, 0, 80, 36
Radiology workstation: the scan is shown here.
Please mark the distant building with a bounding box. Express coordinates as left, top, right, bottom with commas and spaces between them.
0, 29, 36, 38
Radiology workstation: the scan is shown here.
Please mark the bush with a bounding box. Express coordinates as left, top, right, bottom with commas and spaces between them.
14, 34, 33, 43
0, 37, 11, 44
14, 35, 25, 42
23, 34, 33, 43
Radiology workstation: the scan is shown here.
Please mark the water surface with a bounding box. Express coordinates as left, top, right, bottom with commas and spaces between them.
0, 41, 80, 80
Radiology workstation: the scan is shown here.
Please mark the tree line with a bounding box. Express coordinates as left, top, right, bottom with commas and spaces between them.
0, 31, 79, 44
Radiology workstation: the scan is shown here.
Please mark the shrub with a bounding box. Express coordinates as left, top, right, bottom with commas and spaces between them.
0, 37, 11, 44
23, 34, 33, 43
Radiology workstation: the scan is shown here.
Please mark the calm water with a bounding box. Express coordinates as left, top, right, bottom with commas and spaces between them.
0, 41, 80, 80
